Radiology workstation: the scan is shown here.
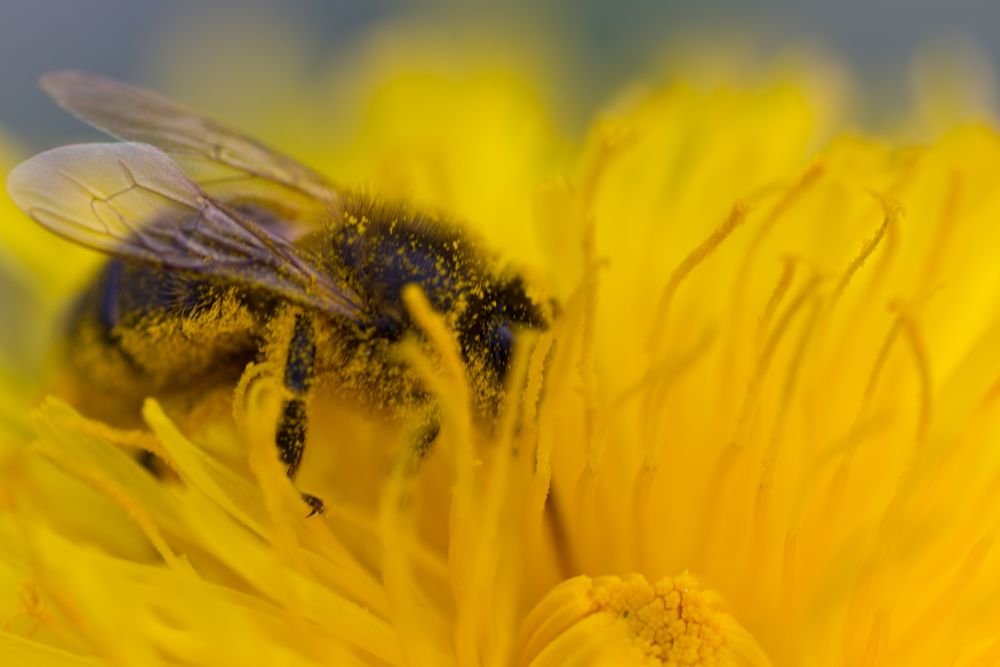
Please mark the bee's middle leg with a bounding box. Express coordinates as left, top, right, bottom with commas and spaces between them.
274, 312, 324, 515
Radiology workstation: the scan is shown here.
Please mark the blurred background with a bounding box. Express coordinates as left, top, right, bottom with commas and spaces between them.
2, 0, 999, 151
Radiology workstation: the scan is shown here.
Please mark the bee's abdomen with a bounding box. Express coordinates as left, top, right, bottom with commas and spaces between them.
66, 259, 263, 397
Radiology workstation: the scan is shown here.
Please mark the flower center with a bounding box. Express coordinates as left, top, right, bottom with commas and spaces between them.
517, 572, 770, 666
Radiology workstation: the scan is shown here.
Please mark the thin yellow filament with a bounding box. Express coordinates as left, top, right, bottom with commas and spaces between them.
476, 337, 534, 666
897, 307, 933, 448
401, 285, 477, 665
749, 296, 822, 606
631, 328, 715, 570
27, 400, 183, 570
242, 378, 337, 666
30, 443, 182, 571
732, 164, 824, 328
579, 214, 601, 477
827, 198, 898, 314
647, 201, 752, 356
756, 257, 797, 352
735, 275, 821, 452
379, 469, 448, 666
698, 275, 819, 562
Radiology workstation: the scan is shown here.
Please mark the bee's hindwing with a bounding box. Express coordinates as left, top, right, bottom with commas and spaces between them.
41, 69, 338, 239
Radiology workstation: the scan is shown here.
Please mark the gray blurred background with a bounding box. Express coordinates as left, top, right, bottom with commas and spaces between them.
3, 0, 999, 150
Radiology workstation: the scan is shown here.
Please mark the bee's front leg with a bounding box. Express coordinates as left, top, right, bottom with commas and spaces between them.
275, 311, 324, 515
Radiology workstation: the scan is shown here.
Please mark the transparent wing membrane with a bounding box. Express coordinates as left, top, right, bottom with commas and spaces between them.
7, 142, 362, 319
41, 69, 338, 238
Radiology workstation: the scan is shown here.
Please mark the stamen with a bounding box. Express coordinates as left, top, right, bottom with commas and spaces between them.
574, 120, 626, 486
896, 307, 932, 448
528, 329, 570, 575
631, 328, 715, 569
633, 326, 716, 468
739, 164, 824, 286
29, 400, 182, 570
827, 197, 899, 314
575, 121, 626, 482
463, 336, 535, 663
521, 332, 554, 451
379, 468, 447, 665
698, 275, 819, 561
822, 304, 931, 540
401, 285, 473, 476
45, 398, 165, 460
580, 120, 633, 210
142, 400, 264, 535
579, 213, 601, 477
731, 164, 824, 332
402, 286, 482, 662
755, 257, 797, 353
648, 201, 752, 356
33, 442, 181, 570
572, 205, 609, 570
241, 378, 308, 566
738, 275, 821, 450
749, 296, 822, 603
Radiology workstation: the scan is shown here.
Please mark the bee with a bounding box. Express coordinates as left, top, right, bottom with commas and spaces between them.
6, 70, 549, 514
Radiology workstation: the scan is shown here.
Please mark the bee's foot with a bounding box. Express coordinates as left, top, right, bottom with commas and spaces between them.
301, 492, 325, 517
136, 449, 176, 480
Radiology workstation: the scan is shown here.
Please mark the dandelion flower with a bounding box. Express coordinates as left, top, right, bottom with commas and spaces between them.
2, 42, 1000, 667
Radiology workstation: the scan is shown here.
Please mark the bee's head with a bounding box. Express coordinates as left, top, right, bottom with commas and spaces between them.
457, 273, 550, 388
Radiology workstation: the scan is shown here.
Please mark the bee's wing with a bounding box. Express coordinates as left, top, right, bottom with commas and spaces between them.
40, 69, 337, 239
7, 142, 363, 319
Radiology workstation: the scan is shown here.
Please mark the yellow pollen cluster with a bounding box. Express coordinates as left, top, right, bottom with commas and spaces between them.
591, 573, 723, 666
517, 574, 770, 666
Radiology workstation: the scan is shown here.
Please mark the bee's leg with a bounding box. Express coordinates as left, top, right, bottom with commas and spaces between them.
275, 312, 324, 516
411, 414, 440, 461
400, 409, 441, 476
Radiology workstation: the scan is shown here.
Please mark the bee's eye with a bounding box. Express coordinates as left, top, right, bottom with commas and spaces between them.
489, 322, 515, 379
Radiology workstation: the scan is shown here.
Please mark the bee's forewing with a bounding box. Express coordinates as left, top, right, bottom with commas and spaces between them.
7, 142, 363, 319
40, 69, 338, 239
